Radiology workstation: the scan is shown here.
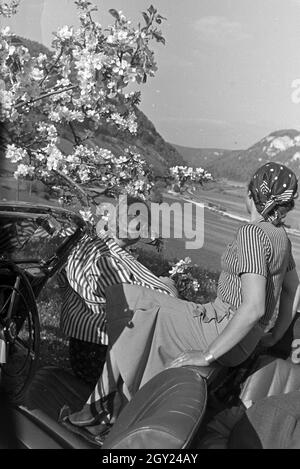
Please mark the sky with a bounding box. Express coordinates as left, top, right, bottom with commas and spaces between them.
3, 0, 300, 149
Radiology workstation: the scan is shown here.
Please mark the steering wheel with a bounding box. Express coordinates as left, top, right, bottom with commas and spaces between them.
0, 260, 40, 404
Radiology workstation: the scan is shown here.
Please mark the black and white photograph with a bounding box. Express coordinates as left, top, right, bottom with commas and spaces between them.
1, 0, 300, 453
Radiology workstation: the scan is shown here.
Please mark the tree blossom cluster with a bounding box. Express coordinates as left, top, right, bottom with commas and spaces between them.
169, 257, 193, 277
169, 165, 213, 189
168, 257, 199, 298
0, 0, 166, 203
6, 136, 153, 200
169, 257, 217, 303
0, 0, 19, 17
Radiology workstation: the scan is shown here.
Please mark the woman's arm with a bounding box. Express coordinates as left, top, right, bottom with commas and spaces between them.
206, 273, 266, 359
89, 255, 132, 296
263, 268, 300, 346
158, 276, 178, 297
169, 272, 266, 368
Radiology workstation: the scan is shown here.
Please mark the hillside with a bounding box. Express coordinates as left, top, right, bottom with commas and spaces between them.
174, 129, 300, 182
0, 36, 184, 183
173, 144, 239, 171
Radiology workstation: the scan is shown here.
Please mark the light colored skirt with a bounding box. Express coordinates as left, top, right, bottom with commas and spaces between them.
106, 284, 264, 398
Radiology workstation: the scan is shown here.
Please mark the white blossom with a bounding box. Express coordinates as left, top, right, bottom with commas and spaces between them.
1, 26, 11, 36
169, 257, 192, 277
56, 25, 74, 40
5, 144, 28, 163
30, 67, 44, 81
14, 164, 34, 178
46, 146, 64, 171
170, 165, 213, 186
79, 208, 94, 222
0, 89, 14, 113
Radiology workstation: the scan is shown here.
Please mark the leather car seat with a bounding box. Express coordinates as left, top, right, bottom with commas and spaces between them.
102, 366, 208, 449
102, 284, 228, 448
198, 356, 300, 449
240, 355, 300, 408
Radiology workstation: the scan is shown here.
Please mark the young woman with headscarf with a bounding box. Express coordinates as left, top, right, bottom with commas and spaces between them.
60, 162, 300, 446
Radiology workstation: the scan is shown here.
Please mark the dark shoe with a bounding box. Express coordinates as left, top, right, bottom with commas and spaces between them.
60, 418, 110, 447
58, 406, 111, 448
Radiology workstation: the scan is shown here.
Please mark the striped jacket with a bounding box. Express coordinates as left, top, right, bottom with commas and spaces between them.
59, 232, 176, 344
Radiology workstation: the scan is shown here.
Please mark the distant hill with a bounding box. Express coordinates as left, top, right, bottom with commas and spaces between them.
173, 144, 239, 169
1, 36, 184, 181
174, 129, 300, 182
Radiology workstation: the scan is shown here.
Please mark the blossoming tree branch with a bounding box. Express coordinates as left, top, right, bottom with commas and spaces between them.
0, 0, 212, 215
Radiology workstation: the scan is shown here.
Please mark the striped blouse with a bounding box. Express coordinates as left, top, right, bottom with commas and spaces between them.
217, 216, 296, 330
59, 232, 177, 344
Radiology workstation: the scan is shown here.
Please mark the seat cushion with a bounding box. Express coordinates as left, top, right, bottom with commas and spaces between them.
240, 356, 300, 407
102, 366, 207, 449
229, 390, 300, 449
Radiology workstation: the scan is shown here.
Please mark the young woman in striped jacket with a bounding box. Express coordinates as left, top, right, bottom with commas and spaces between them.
61, 162, 300, 446
59, 196, 178, 383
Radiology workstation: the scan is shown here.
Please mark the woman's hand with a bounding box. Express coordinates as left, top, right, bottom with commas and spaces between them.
167, 350, 209, 369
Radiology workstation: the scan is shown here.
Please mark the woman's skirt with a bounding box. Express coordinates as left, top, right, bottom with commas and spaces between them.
106, 284, 264, 398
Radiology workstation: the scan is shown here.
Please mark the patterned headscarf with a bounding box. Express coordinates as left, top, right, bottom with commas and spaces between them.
248, 162, 298, 225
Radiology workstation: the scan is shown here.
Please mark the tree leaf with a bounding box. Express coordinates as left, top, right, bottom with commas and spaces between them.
156, 14, 167, 24
142, 12, 150, 25
157, 14, 167, 21
108, 9, 120, 21
152, 31, 166, 45
148, 5, 157, 15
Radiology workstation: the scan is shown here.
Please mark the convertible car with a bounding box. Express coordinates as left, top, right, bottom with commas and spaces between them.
1, 202, 300, 449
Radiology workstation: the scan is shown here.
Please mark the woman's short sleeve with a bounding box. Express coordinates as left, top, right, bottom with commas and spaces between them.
236, 224, 269, 278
